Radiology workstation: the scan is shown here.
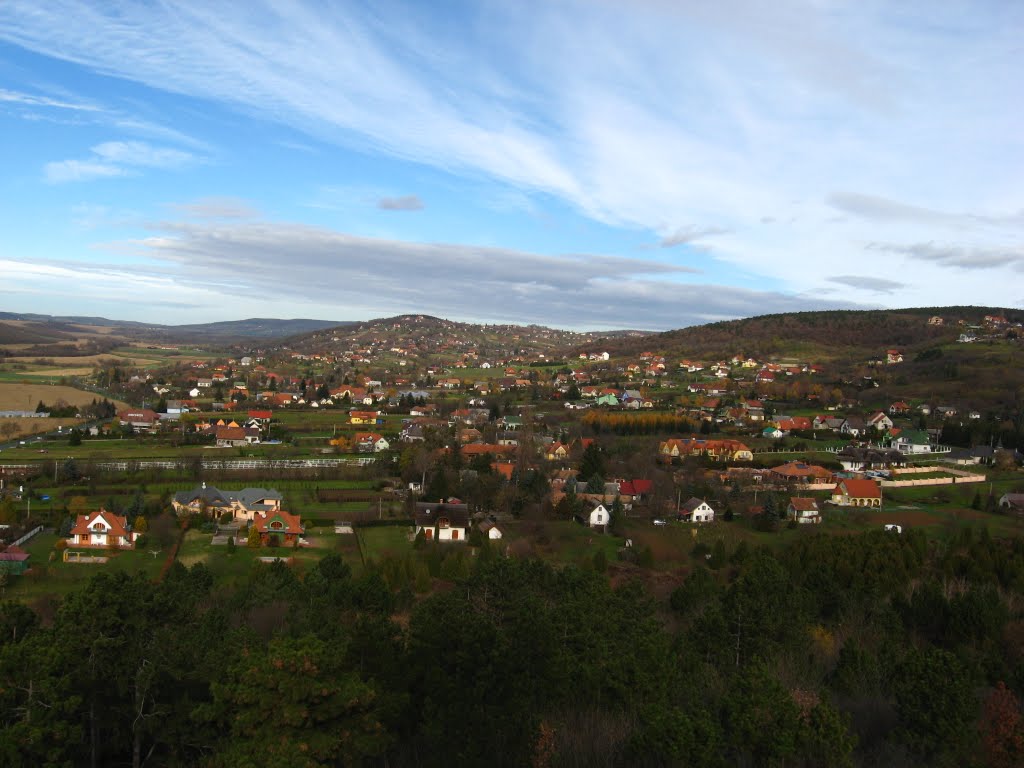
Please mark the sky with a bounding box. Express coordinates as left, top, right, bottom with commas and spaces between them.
0, 1, 1021, 332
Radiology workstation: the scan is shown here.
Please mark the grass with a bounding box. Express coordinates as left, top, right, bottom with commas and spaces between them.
7, 532, 167, 599
357, 526, 413, 562
0, 382, 128, 410
174, 526, 362, 586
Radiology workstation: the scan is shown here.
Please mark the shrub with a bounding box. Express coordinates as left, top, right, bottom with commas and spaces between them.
226, 536, 236, 554
54, 539, 68, 551
219, 511, 234, 525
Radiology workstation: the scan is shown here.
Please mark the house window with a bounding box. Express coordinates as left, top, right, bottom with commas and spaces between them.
596, 514, 603, 522
451, 529, 459, 540
437, 517, 450, 529
424, 528, 433, 539
271, 521, 282, 530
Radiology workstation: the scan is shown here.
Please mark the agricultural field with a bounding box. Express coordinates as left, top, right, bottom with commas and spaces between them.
0, 382, 127, 411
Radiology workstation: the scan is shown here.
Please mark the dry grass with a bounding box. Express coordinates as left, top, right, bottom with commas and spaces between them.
5, 353, 153, 366
0, 417, 84, 439
0, 383, 128, 410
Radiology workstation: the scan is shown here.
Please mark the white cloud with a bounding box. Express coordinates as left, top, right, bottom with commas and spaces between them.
84, 210, 859, 330
2, 1, 1022, 308
92, 140, 195, 168
45, 140, 198, 183
0, 86, 102, 111
378, 194, 424, 211
44, 159, 128, 183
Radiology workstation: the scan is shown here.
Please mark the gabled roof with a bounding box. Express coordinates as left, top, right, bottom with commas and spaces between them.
681, 497, 712, 513
836, 479, 882, 498
414, 502, 470, 528
69, 509, 131, 538
252, 510, 303, 535
789, 497, 819, 512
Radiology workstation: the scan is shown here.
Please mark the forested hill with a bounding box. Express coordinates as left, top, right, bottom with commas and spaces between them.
578, 307, 1023, 362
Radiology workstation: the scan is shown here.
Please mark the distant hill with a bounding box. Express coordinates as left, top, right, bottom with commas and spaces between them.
0, 313, 350, 345
576, 307, 1023, 363
280, 313, 649, 362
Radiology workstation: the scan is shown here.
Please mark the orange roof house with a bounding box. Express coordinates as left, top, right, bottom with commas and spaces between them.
68, 509, 137, 549
252, 510, 304, 545
831, 479, 882, 507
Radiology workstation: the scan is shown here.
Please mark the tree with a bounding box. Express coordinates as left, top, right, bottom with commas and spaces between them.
892, 647, 976, 761
133, 515, 148, 534
247, 526, 261, 548
580, 442, 605, 482
980, 682, 1024, 768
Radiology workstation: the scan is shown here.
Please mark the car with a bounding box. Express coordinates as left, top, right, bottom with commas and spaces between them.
652, 518, 667, 526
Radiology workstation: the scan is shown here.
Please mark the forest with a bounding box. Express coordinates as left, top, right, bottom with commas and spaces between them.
2, 526, 1023, 767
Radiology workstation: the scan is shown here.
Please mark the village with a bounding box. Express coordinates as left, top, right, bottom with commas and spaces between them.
2, 310, 1022, 590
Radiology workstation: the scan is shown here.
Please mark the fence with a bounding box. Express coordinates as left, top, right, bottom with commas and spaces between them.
881, 466, 985, 487
12, 525, 43, 547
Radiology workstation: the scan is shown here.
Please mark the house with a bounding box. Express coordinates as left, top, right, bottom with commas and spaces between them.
415, 501, 470, 542
588, 504, 610, 530
215, 425, 260, 447
680, 497, 715, 522
840, 416, 867, 437
787, 497, 821, 524
867, 412, 894, 431
0, 545, 30, 575
831, 479, 882, 507
478, 521, 503, 540
118, 408, 160, 432
927, 316, 944, 326
891, 430, 932, 454
354, 432, 390, 453
545, 442, 569, 461
172, 485, 282, 521
762, 426, 785, 439
889, 401, 910, 415
251, 509, 304, 545
770, 461, 834, 484
349, 410, 381, 425
998, 493, 1024, 512
886, 350, 904, 364
67, 509, 138, 549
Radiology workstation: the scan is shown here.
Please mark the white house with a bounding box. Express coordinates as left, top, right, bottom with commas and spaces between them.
680, 497, 715, 522
787, 498, 821, 524
67, 509, 138, 549
479, 522, 503, 540
589, 504, 610, 530
414, 502, 469, 542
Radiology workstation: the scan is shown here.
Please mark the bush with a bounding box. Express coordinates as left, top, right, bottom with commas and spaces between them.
226, 536, 235, 554
134, 534, 149, 548
54, 539, 68, 551
219, 511, 234, 525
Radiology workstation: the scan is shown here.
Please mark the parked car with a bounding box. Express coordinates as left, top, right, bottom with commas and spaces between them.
653, 518, 667, 526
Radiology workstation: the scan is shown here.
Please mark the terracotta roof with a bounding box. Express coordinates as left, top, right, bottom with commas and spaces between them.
69, 509, 130, 538
252, 510, 303, 536
836, 479, 882, 499
789, 497, 819, 512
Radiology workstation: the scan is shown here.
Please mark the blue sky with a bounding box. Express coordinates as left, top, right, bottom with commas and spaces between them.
1, 1, 1021, 331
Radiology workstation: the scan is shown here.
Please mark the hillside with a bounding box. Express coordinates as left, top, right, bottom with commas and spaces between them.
281, 314, 648, 364
0, 313, 350, 349
577, 307, 1022, 362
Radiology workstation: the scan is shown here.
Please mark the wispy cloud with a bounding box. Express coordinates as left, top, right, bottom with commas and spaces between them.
826, 275, 906, 294
660, 225, 729, 248
84, 209, 859, 330
45, 159, 127, 183
0, 86, 101, 111
45, 140, 199, 183
2, 1, 1022, 310
867, 242, 1024, 270
168, 197, 258, 219
377, 194, 424, 211
829, 192, 1024, 230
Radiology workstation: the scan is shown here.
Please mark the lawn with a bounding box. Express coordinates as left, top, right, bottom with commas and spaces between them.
175, 526, 362, 586
6, 531, 167, 600
357, 526, 413, 562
